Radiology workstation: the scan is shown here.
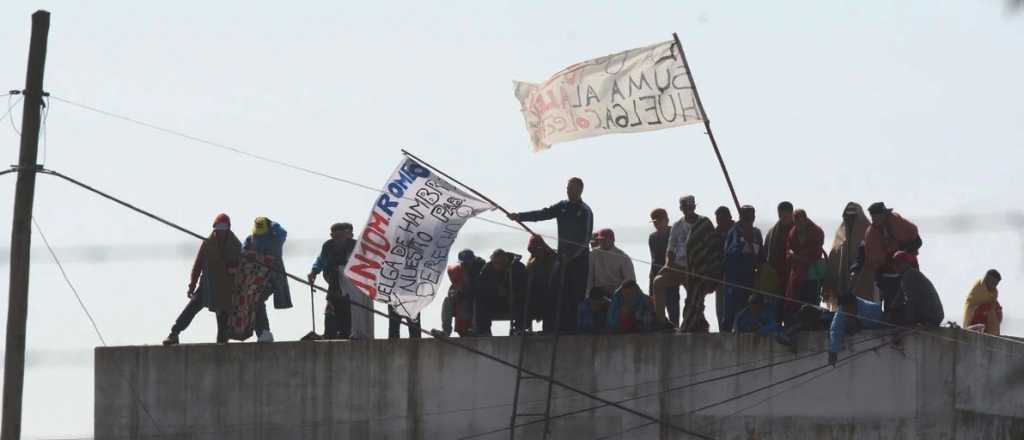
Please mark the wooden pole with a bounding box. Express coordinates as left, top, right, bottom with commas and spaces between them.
672, 32, 742, 214
400, 149, 537, 235
2, 10, 50, 440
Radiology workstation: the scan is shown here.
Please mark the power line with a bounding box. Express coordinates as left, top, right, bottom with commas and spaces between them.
592, 336, 896, 440
1, 96, 22, 125
31, 217, 106, 346
30, 216, 163, 436
45, 95, 1024, 350
34, 168, 709, 440
457, 330, 897, 440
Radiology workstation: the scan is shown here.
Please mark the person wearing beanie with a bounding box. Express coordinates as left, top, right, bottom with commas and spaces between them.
307, 222, 356, 339
163, 213, 242, 345
242, 216, 293, 343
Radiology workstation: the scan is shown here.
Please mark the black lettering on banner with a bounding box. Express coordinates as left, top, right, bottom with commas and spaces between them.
610, 80, 625, 103
659, 93, 678, 123
639, 95, 661, 125
672, 68, 691, 90
630, 99, 643, 127
416, 187, 441, 206
420, 259, 442, 284
380, 260, 401, 281
606, 104, 629, 128
585, 85, 600, 106
678, 91, 699, 122
425, 177, 456, 194
398, 199, 428, 233
399, 266, 418, 292
378, 278, 396, 300
603, 49, 629, 75
628, 72, 651, 97
654, 67, 673, 93
572, 84, 584, 108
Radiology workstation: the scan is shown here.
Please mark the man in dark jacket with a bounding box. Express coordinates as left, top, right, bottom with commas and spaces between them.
164, 213, 241, 345
649, 208, 679, 327
890, 251, 944, 326
471, 249, 527, 336
307, 222, 356, 339
509, 177, 593, 332
523, 236, 558, 334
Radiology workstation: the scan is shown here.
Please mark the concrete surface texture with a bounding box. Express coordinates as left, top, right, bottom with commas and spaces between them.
95, 329, 1024, 439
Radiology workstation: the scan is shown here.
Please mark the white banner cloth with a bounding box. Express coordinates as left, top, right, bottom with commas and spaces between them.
344, 157, 494, 318
514, 40, 703, 151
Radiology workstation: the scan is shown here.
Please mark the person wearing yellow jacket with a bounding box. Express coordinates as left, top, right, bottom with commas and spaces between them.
963, 269, 1002, 335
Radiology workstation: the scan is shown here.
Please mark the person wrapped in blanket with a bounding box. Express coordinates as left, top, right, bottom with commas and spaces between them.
606, 280, 655, 333
242, 217, 293, 343
963, 269, 1002, 335
733, 294, 782, 336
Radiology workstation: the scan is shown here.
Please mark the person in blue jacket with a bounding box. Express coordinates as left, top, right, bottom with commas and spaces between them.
722, 205, 764, 332
828, 293, 885, 365
732, 294, 782, 336
243, 216, 293, 342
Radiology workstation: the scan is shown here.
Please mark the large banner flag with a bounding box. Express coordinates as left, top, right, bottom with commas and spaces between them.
514, 40, 703, 152
344, 157, 494, 318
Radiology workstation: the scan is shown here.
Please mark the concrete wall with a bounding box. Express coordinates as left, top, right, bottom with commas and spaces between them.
95, 329, 1024, 439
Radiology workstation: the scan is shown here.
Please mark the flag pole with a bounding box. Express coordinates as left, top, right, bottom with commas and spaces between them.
400, 149, 537, 235
672, 32, 742, 214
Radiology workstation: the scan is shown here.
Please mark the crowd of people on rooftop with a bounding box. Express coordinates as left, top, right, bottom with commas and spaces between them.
159, 177, 1007, 363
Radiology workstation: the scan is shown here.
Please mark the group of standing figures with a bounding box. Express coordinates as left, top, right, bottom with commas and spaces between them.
160, 178, 1005, 357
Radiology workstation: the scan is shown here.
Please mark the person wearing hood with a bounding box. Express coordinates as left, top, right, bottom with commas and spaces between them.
307, 222, 356, 340
823, 203, 875, 308
763, 202, 795, 290
783, 209, 825, 321
963, 269, 1002, 335
472, 249, 527, 336
864, 202, 921, 311
722, 205, 763, 332
525, 235, 559, 333
243, 216, 293, 343
163, 213, 242, 345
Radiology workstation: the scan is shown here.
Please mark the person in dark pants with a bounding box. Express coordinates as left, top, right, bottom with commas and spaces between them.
388, 306, 421, 339
508, 177, 593, 333
307, 222, 356, 339
164, 213, 241, 345
648, 208, 680, 327
243, 217, 293, 343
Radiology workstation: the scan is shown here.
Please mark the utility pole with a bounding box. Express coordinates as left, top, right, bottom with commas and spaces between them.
2, 10, 50, 440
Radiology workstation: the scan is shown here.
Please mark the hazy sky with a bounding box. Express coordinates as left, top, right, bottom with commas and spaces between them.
1, 1, 1022, 438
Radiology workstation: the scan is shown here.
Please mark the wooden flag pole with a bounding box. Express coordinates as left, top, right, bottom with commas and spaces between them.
399, 149, 537, 235
672, 32, 742, 214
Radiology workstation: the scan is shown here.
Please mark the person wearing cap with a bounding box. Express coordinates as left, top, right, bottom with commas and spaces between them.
242, 216, 293, 343
864, 202, 921, 309
722, 205, 763, 332
648, 208, 680, 327
525, 235, 559, 333
763, 202, 795, 289
823, 202, 874, 309
890, 251, 944, 326
828, 293, 886, 365
733, 294, 781, 336
713, 206, 736, 331
963, 269, 1002, 335
606, 280, 655, 333
163, 213, 242, 345
307, 222, 356, 339
587, 228, 636, 300
508, 177, 593, 332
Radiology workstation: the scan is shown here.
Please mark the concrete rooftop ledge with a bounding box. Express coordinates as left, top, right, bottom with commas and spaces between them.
96, 329, 1024, 439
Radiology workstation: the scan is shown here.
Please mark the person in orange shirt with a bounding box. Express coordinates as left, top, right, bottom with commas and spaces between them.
863, 202, 921, 314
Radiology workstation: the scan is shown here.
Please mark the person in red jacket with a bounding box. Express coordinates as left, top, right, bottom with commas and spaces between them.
783, 209, 824, 321
864, 202, 921, 313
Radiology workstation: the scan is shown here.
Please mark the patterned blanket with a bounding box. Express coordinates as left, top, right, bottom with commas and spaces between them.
226, 251, 275, 341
